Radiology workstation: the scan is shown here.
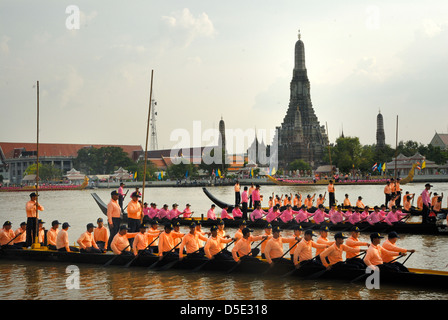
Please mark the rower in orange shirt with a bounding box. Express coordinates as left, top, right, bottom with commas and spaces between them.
293, 229, 328, 271
343, 194, 351, 209
179, 222, 209, 260
381, 231, 415, 272
260, 224, 273, 259
37, 220, 45, 246
344, 226, 369, 268
417, 194, 423, 210
356, 196, 365, 209
94, 218, 109, 252
14, 222, 27, 248
56, 222, 79, 252
289, 226, 303, 261
264, 226, 299, 265
363, 233, 405, 272
319, 232, 365, 270
204, 225, 234, 260
403, 192, 415, 212
132, 223, 151, 256
304, 194, 316, 209
110, 225, 137, 255
231, 228, 267, 262
293, 194, 302, 209
316, 194, 326, 207
77, 223, 101, 253
158, 223, 183, 259
316, 226, 334, 256
46, 220, 60, 250
0, 221, 17, 247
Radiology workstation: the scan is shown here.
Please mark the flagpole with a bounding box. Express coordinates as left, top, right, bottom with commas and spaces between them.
141, 69, 154, 221
394, 115, 398, 180
32, 81, 41, 249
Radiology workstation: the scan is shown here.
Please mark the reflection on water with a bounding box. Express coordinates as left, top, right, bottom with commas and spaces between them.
1, 183, 448, 300
1, 260, 448, 300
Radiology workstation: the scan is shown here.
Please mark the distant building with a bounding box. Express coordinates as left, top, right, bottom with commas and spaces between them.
430, 132, 448, 150
376, 111, 386, 148
0, 142, 142, 185
385, 152, 443, 177
276, 31, 328, 169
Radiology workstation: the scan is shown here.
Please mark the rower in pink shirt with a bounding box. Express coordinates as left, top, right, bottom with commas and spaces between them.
168, 204, 182, 220
249, 204, 266, 222
379, 205, 388, 218
232, 204, 243, 218
343, 206, 353, 221
348, 207, 362, 225
221, 206, 234, 220
157, 204, 170, 220
329, 205, 344, 224
207, 205, 217, 220
361, 207, 370, 220
279, 205, 298, 223
384, 206, 408, 225
367, 206, 384, 225
312, 205, 329, 224
265, 206, 280, 223
147, 203, 160, 219
295, 205, 312, 223
182, 204, 193, 218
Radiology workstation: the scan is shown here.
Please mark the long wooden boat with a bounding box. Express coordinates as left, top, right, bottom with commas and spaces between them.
0, 177, 89, 192
267, 163, 418, 186
91, 192, 448, 235
1, 246, 447, 292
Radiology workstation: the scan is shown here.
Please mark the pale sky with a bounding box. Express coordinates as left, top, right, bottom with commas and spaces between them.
1, 1, 448, 155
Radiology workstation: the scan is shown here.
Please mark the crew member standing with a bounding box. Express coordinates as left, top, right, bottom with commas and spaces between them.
25, 192, 44, 247
241, 187, 249, 220
421, 183, 432, 224
234, 180, 241, 207
328, 180, 336, 208
127, 192, 143, 232
118, 183, 126, 211
107, 190, 122, 249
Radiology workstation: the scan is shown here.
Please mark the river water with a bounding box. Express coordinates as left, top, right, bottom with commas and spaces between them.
1, 182, 448, 301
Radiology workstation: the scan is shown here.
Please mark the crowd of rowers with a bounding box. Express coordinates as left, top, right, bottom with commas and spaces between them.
0, 190, 416, 275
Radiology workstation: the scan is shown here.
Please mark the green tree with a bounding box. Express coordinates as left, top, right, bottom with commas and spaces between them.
73, 146, 134, 174
288, 159, 312, 171
24, 163, 63, 181
167, 161, 198, 179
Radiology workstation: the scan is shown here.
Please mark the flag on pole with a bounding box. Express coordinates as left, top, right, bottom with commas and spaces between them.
377, 163, 382, 172
270, 167, 276, 175
185, 170, 188, 178
158, 172, 161, 180
372, 163, 378, 171
218, 169, 222, 178
382, 163, 386, 172
422, 161, 426, 169
134, 172, 137, 180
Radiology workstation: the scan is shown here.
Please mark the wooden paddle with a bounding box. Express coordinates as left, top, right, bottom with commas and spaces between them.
227, 237, 268, 274
191, 239, 236, 272
158, 248, 203, 271
148, 241, 182, 270
124, 233, 161, 268
103, 244, 131, 267
401, 251, 414, 265
351, 252, 405, 283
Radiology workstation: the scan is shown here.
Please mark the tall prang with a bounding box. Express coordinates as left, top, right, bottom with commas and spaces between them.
376, 111, 386, 148
276, 31, 328, 169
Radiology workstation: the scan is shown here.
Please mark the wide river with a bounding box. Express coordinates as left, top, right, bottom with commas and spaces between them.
1, 182, 447, 301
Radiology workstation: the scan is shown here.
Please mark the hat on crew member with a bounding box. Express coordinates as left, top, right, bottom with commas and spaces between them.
242, 227, 253, 235
370, 232, 384, 241
29, 192, 38, 198
334, 232, 348, 240
86, 223, 96, 229
388, 231, 400, 239
62, 222, 70, 229
3, 221, 12, 226
304, 229, 315, 237
210, 225, 218, 232
239, 220, 247, 226
131, 191, 141, 198
320, 226, 329, 232
119, 225, 130, 231
294, 225, 303, 231
272, 226, 282, 233
111, 190, 119, 196
265, 223, 272, 229
351, 226, 360, 232
52, 220, 60, 226
20, 222, 27, 226
151, 220, 159, 225
138, 223, 148, 229
164, 223, 173, 230
189, 222, 196, 228
425, 183, 433, 188
97, 218, 103, 223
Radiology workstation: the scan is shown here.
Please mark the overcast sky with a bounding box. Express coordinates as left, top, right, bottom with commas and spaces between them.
1, 1, 447, 155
